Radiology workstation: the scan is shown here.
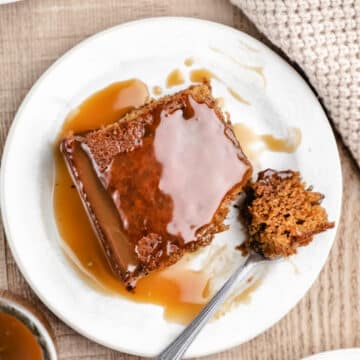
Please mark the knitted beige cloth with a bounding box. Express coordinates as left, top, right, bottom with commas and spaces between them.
231, 0, 360, 166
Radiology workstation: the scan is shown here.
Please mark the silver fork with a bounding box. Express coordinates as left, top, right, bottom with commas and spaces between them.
155, 252, 270, 360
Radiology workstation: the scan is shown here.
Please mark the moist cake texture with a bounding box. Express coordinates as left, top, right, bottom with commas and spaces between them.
242, 169, 334, 258
60, 83, 252, 289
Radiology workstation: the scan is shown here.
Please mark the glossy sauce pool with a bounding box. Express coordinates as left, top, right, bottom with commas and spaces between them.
232, 123, 302, 165
54, 79, 210, 324
0, 312, 43, 360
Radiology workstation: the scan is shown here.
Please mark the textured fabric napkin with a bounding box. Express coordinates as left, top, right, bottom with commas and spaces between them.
231, 0, 360, 167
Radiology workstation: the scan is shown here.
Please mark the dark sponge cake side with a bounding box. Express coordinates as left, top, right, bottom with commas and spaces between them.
242, 169, 334, 259
61, 83, 252, 289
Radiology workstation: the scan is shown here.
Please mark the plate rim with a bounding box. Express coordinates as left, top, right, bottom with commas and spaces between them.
0, 16, 343, 358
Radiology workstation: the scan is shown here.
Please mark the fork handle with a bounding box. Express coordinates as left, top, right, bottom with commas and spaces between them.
154, 253, 262, 360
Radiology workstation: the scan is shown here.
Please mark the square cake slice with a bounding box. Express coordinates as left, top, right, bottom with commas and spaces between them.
60, 83, 252, 289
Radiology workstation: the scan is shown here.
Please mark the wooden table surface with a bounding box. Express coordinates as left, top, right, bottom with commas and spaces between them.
0, 1, 359, 359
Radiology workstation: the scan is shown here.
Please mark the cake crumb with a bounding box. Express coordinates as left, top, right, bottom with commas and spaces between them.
242, 169, 334, 258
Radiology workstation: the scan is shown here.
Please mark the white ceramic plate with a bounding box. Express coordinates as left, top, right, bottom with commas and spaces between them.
0, 0, 21, 4
0, 18, 342, 358
302, 349, 360, 360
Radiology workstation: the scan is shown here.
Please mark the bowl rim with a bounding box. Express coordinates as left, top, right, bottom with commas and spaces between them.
0, 292, 58, 360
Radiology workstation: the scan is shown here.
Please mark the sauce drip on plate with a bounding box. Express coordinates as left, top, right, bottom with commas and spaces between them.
152, 85, 163, 95
232, 123, 302, 165
166, 69, 185, 88
184, 57, 194, 66
190, 68, 250, 105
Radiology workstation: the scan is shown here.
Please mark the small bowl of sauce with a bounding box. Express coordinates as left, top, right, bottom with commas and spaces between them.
0, 290, 57, 360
